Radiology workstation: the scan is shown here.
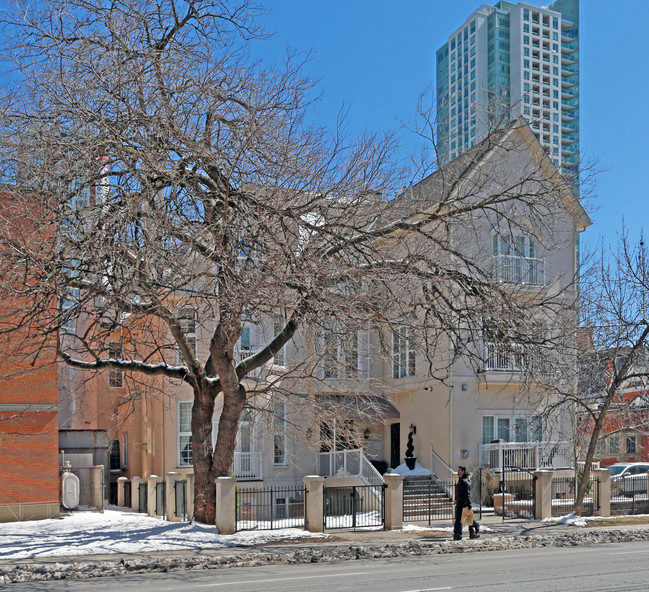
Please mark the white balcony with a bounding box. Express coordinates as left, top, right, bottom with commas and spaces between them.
479, 440, 572, 471
492, 254, 545, 285
232, 451, 263, 481
484, 342, 525, 372
316, 448, 384, 488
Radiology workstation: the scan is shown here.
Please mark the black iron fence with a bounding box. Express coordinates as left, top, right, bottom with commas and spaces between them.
501, 466, 536, 520
138, 482, 148, 513
403, 479, 453, 524
155, 482, 166, 518
236, 486, 306, 531
124, 481, 132, 508
324, 484, 385, 530
174, 480, 187, 521
611, 474, 649, 515
551, 476, 600, 517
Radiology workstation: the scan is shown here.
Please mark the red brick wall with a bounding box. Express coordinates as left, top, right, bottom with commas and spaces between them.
0, 411, 59, 505
0, 191, 60, 509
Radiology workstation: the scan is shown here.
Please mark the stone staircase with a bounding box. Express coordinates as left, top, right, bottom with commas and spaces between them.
402, 475, 454, 522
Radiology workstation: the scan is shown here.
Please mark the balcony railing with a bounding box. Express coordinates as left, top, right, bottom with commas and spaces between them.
492, 254, 545, 285
484, 342, 525, 371
316, 448, 384, 488
479, 441, 572, 470
232, 451, 263, 481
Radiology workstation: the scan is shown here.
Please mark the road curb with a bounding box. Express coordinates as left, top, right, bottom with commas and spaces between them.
4, 527, 649, 584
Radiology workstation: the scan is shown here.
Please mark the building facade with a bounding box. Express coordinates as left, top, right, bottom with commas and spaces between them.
436, 0, 579, 178
101, 122, 589, 491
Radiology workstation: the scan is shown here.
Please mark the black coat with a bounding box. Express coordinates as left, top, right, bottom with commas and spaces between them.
455, 475, 471, 508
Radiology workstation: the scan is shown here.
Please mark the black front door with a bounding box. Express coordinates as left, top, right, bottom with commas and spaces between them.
390, 422, 400, 468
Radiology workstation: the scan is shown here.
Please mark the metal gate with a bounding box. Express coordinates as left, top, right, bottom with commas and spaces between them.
138, 482, 148, 513
155, 481, 166, 518
235, 486, 306, 531
174, 480, 187, 521
501, 465, 536, 520
324, 484, 385, 530
402, 478, 454, 524
124, 481, 132, 508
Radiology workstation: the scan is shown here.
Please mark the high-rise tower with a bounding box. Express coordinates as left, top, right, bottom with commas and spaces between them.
436, 0, 579, 178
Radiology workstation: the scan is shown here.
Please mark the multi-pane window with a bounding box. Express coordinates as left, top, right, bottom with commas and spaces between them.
273, 400, 287, 465
108, 342, 123, 388
272, 320, 286, 367
321, 321, 368, 379
178, 401, 193, 466
236, 313, 263, 363
392, 326, 416, 379
607, 435, 620, 455
176, 308, 197, 364
482, 415, 543, 444
626, 435, 637, 454
492, 233, 543, 285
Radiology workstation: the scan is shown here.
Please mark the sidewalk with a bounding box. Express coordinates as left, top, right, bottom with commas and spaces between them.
2, 513, 648, 568
3, 514, 649, 584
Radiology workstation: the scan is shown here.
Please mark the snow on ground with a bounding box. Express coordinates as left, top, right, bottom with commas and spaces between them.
401, 522, 494, 533
0, 506, 329, 560
542, 512, 649, 527
391, 461, 431, 477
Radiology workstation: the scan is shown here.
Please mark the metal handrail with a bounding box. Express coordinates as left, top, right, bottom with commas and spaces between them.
430, 446, 454, 497
316, 448, 385, 487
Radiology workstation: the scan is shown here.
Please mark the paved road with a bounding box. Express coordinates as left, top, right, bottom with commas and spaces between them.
7, 538, 649, 591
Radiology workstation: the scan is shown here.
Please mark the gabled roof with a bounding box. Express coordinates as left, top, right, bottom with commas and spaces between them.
390, 118, 591, 232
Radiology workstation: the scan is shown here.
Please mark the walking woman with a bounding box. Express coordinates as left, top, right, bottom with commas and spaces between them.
453, 465, 480, 540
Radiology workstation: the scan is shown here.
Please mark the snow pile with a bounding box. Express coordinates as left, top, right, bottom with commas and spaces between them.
542, 512, 588, 527
391, 461, 431, 477
0, 508, 328, 560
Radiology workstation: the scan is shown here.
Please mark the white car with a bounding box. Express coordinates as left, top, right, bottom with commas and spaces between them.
609, 462, 649, 497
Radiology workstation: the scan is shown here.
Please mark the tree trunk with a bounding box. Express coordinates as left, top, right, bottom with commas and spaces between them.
191, 382, 218, 524
191, 376, 246, 524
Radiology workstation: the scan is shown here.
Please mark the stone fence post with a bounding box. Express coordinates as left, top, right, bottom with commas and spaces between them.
215, 477, 236, 534
132, 476, 143, 512
90, 465, 104, 512
165, 472, 181, 522
594, 468, 610, 517
383, 473, 404, 530
303, 475, 324, 533
117, 476, 128, 507
148, 474, 162, 518
534, 470, 553, 520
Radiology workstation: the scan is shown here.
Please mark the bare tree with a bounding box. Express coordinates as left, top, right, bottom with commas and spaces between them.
552, 233, 649, 514
0, 0, 586, 523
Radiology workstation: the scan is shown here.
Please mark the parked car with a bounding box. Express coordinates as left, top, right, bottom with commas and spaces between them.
608, 462, 649, 497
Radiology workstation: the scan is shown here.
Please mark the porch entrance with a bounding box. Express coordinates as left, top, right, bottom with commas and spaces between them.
500, 465, 537, 520
323, 484, 385, 530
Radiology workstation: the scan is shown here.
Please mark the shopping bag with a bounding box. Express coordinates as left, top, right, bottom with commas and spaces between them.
461, 507, 474, 526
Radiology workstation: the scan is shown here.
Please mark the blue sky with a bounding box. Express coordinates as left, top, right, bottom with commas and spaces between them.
255, 1, 648, 254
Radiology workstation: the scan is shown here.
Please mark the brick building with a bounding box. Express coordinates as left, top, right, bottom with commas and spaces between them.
0, 192, 60, 522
